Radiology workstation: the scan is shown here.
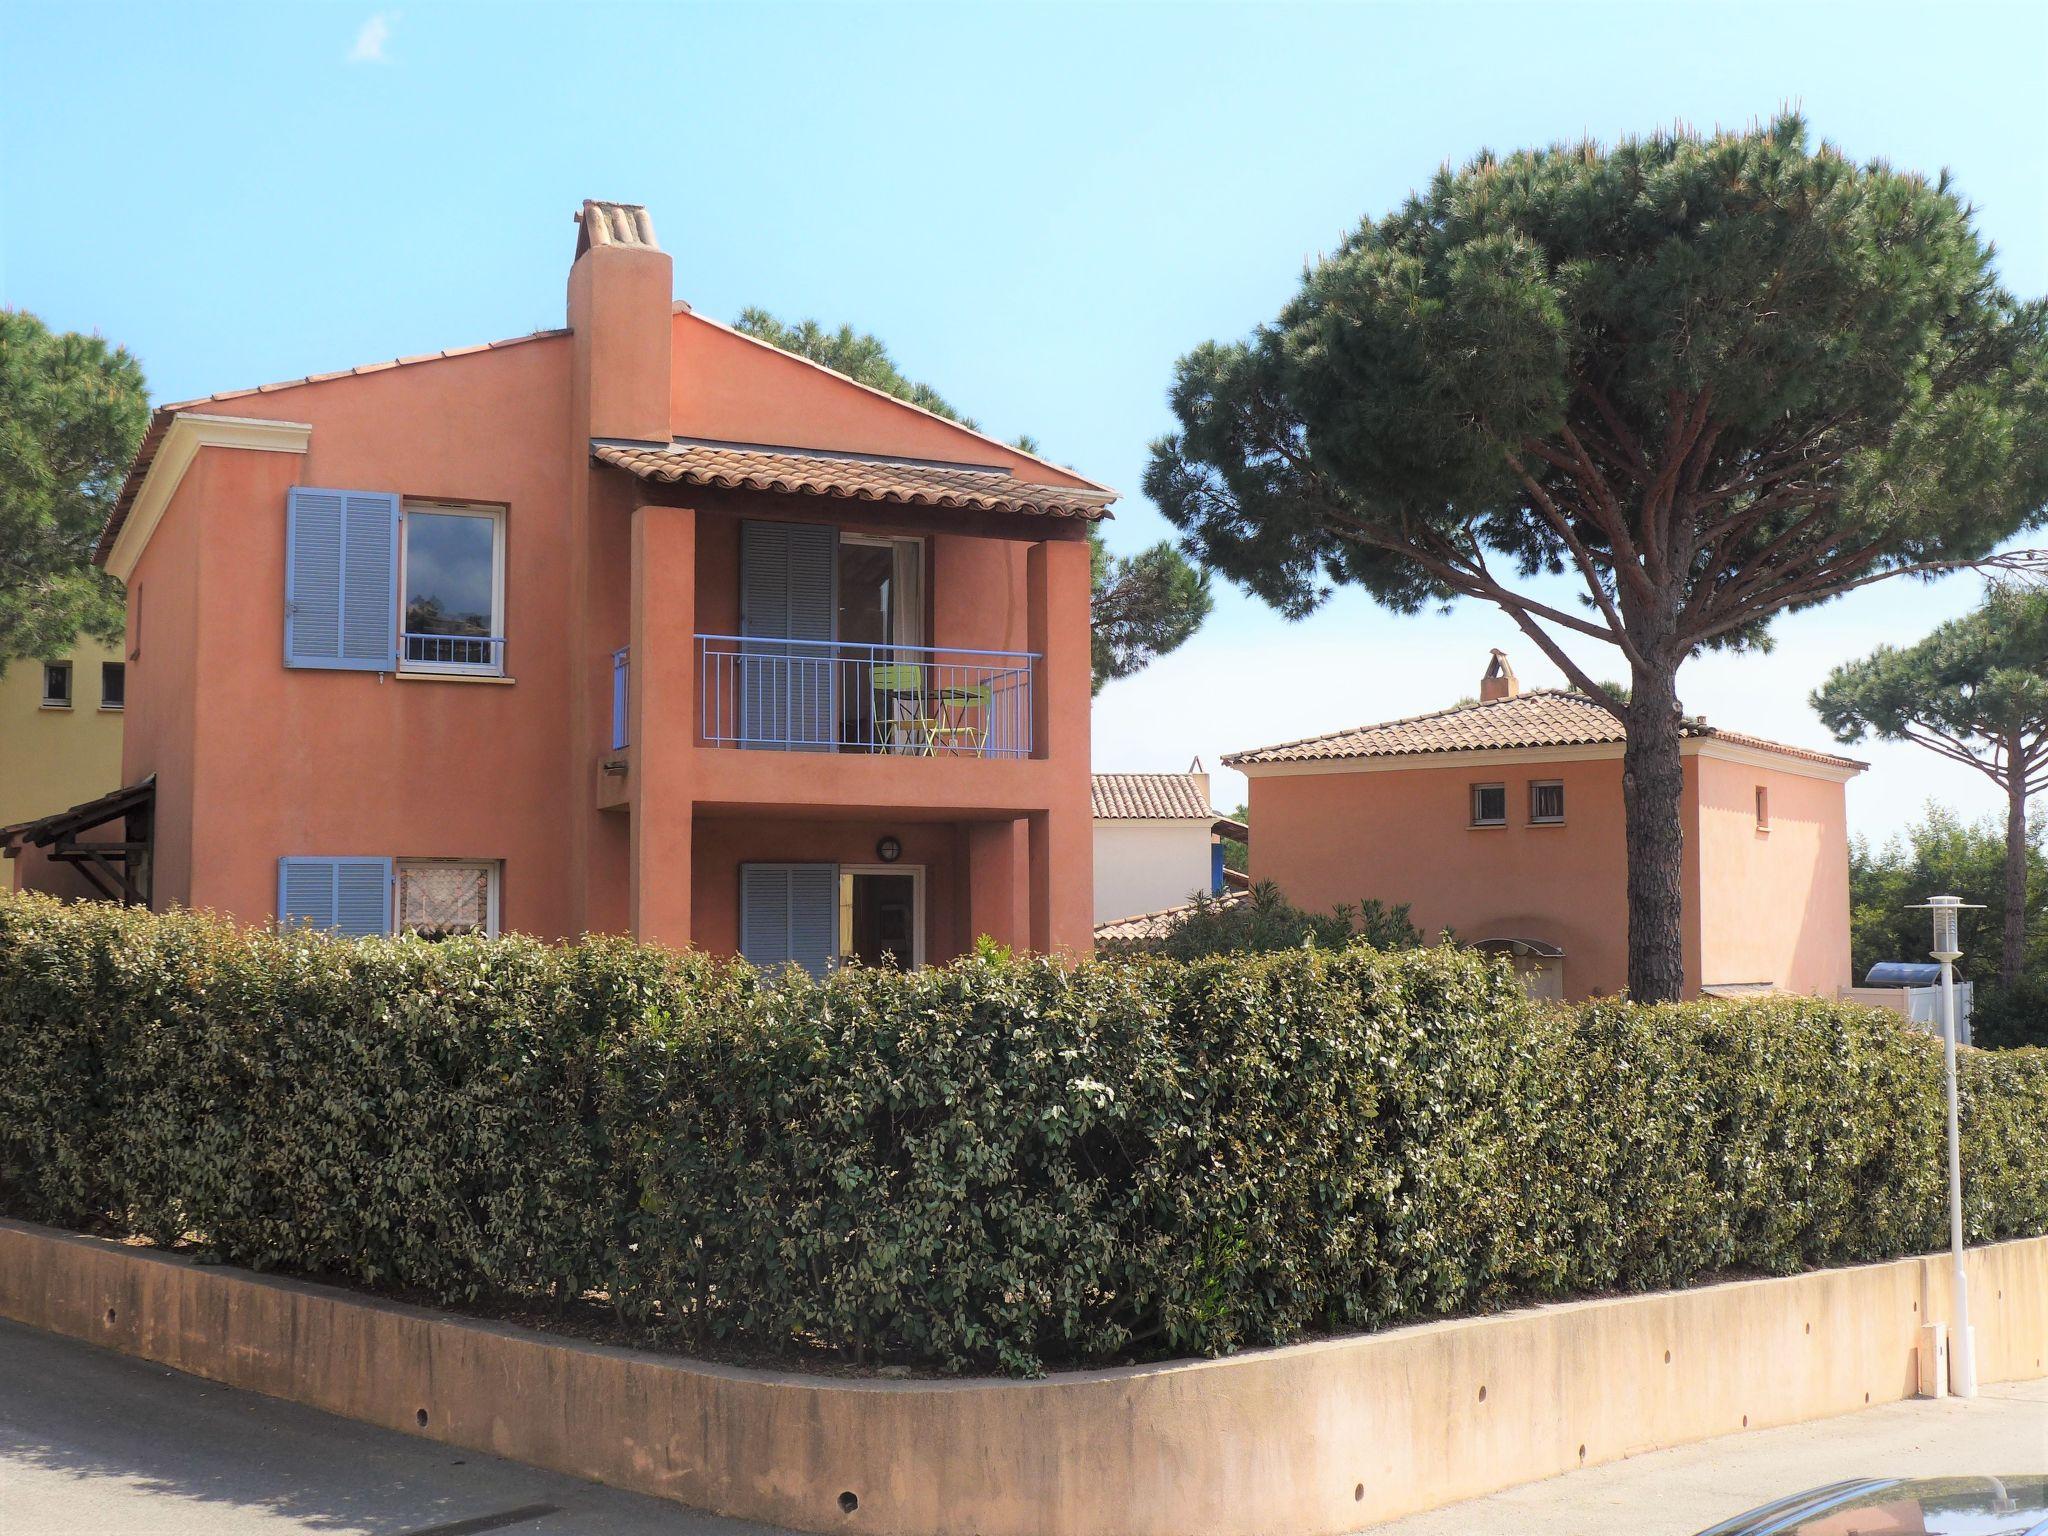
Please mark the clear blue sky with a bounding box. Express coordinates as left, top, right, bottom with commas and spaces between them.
6, 1, 2045, 840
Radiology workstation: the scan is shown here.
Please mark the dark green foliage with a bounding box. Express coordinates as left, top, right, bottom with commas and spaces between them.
1970, 978, 2048, 1050
3, 893, 2044, 1377
1851, 803, 2048, 1048
1135, 880, 1424, 960
1815, 587, 2048, 768
0, 310, 148, 667
1849, 806, 2041, 979
732, 305, 1211, 691
1816, 586, 2048, 983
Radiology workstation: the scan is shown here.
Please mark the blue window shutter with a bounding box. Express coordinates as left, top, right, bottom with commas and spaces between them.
739, 864, 792, 967
278, 856, 393, 936
334, 858, 394, 936
787, 864, 837, 977
739, 520, 836, 750
341, 493, 399, 667
286, 488, 398, 670
784, 524, 835, 750
285, 491, 344, 666
740, 862, 837, 976
279, 857, 338, 930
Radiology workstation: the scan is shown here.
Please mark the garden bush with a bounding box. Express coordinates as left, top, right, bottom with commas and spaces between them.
2, 890, 2044, 1376
1113, 879, 1427, 960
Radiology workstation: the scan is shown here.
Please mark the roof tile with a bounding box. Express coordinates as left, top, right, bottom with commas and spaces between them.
1094, 888, 1249, 943
1225, 690, 1864, 772
596, 440, 1116, 521
1091, 772, 1216, 819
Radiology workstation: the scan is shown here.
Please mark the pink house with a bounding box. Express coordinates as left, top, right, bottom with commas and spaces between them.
40, 200, 1107, 969
1230, 652, 1865, 1001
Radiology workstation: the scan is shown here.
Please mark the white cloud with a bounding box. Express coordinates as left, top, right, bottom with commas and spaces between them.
348, 12, 394, 64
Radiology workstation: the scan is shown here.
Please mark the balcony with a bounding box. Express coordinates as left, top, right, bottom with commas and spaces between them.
694, 635, 1034, 758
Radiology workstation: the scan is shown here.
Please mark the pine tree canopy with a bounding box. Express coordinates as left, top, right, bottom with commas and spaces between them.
1813, 583, 2048, 791
0, 309, 147, 669
1144, 113, 2048, 703
735, 306, 1210, 690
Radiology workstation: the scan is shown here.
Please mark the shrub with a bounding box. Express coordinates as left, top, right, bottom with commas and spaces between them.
1, 891, 2044, 1375
1143, 880, 1426, 959
1969, 977, 2048, 1050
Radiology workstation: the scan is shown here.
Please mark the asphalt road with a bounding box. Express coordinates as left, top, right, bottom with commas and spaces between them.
3, 1314, 2043, 1535
0, 1318, 787, 1535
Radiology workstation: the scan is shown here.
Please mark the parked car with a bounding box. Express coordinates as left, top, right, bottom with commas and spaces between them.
1695, 1476, 2048, 1534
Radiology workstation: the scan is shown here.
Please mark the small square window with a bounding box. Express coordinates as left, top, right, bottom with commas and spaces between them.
40, 661, 72, 708
100, 662, 125, 710
1530, 780, 1565, 824
1755, 785, 1771, 832
1471, 782, 1507, 826
397, 860, 500, 939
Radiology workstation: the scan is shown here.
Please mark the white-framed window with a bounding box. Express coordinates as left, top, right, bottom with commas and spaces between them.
399, 501, 505, 675
40, 661, 72, 708
1471, 782, 1507, 827
396, 859, 501, 939
100, 662, 126, 711
1530, 780, 1564, 825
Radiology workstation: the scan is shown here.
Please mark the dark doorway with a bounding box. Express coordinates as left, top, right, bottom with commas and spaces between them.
846, 871, 918, 968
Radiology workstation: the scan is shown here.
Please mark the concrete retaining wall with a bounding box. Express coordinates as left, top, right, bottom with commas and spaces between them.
2, 1217, 2043, 1535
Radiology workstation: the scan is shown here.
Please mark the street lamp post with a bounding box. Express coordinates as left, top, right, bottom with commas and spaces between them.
1909, 894, 1981, 1399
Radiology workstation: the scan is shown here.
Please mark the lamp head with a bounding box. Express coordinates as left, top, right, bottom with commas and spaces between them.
1908, 894, 1982, 962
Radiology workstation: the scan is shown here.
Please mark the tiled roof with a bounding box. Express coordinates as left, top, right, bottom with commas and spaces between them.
93, 328, 569, 566
595, 440, 1116, 520
1091, 772, 1216, 820
1226, 690, 1865, 772
1094, 888, 1250, 943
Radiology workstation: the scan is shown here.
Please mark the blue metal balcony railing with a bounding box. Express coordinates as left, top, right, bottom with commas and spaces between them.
611, 646, 630, 750
402, 631, 506, 671
696, 634, 1035, 758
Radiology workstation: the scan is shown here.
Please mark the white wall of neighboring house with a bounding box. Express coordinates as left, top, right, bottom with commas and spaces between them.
1094, 818, 1214, 924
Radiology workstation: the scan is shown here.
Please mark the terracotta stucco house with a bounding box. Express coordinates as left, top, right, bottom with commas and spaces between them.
1229, 652, 1865, 1001
59, 201, 1106, 971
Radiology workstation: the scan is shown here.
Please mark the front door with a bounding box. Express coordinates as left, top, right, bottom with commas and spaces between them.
841, 868, 921, 968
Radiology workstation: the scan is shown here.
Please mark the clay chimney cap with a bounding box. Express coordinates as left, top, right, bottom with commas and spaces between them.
574, 201, 659, 257
1479, 648, 1521, 702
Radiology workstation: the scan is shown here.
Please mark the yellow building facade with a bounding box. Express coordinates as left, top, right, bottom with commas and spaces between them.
1, 635, 127, 889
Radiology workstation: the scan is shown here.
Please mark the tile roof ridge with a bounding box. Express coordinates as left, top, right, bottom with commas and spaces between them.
1224, 687, 1593, 764
146, 327, 570, 414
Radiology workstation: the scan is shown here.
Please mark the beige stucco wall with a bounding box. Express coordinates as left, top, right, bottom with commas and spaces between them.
3, 1216, 2040, 1536
1093, 818, 1213, 923
0, 636, 126, 891
1694, 753, 1855, 995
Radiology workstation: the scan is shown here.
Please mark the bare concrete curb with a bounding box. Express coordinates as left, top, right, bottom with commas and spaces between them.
2, 1218, 2043, 1536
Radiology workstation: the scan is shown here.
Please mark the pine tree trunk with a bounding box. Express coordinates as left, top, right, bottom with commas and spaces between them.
1622, 661, 1687, 1003
2002, 746, 2027, 988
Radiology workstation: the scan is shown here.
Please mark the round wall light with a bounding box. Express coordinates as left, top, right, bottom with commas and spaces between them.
876, 836, 902, 863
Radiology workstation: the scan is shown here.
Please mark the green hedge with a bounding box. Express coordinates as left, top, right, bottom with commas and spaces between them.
2, 892, 2044, 1375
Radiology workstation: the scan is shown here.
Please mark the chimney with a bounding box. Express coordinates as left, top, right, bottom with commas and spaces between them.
1479, 649, 1520, 702
567, 200, 672, 445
